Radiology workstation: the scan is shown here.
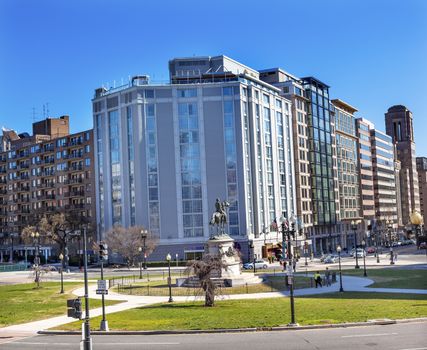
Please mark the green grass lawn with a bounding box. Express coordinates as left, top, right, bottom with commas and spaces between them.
55, 292, 427, 331
0, 282, 120, 327
342, 268, 427, 289
113, 275, 313, 297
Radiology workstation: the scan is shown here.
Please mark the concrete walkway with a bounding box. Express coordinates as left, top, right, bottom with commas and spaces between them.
1, 273, 426, 337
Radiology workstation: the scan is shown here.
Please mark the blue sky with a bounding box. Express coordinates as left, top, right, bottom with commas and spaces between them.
0, 0, 426, 154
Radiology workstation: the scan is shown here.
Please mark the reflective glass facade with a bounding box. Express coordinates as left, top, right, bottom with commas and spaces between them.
178, 102, 204, 237
145, 103, 160, 235
303, 78, 336, 225
108, 110, 122, 225
223, 99, 239, 235
127, 106, 136, 225
96, 114, 104, 232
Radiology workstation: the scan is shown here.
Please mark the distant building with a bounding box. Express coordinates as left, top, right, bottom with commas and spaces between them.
355, 118, 375, 221
385, 105, 420, 225
370, 128, 399, 227
0, 117, 95, 261
416, 157, 427, 223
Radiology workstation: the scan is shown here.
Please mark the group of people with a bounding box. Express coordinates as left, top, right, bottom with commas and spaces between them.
313, 268, 334, 288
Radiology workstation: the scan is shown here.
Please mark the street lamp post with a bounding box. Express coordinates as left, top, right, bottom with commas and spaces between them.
138, 247, 143, 279
304, 241, 308, 266
31, 231, 40, 287
166, 253, 173, 302
410, 212, 425, 260
141, 230, 148, 269
59, 253, 64, 293
337, 245, 344, 292
82, 227, 92, 350
281, 214, 298, 326
387, 220, 394, 265
351, 220, 360, 269
375, 227, 380, 263
361, 240, 367, 277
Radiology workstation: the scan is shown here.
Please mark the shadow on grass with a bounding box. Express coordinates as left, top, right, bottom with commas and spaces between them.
300, 292, 427, 301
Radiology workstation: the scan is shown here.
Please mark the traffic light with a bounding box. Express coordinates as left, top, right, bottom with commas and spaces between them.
67, 298, 82, 319
99, 242, 108, 261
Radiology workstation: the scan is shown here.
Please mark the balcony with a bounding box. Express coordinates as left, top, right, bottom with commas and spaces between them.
21, 208, 31, 214
43, 182, 55, 188
70, 165, 83, 172
42, 170, 56, 177
19, 186, 30, 192
70, 190, 85, 197
44, 158, 55, 164
18, 163, 30, 169
69, 152, 83, 159
69, 139, 83, 147
70, 178, 83, 184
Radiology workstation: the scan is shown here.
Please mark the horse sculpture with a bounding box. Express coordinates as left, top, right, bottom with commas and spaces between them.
209, 199, 230, 236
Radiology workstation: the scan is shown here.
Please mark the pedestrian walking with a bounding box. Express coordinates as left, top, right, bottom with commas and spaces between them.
314, 271, 322, 288
325, 267, 331, 286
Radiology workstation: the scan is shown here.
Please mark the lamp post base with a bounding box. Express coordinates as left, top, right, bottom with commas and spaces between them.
355, 265, 360, 269
100, 320, 109, 332
287, 322, 299, 327
339, 287, 344, 292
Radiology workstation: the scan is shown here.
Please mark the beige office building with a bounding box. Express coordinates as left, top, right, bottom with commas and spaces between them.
356, 118, 375, 220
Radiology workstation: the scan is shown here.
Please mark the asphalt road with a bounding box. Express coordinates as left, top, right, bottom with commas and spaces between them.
1, 322, 426, 350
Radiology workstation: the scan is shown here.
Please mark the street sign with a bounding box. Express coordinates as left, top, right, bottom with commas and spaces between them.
97, 279, 107, 291
96, 289, 108, 295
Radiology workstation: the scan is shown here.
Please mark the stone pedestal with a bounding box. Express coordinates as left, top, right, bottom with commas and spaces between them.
205, 233, 263, 286
206, 233, 241, 278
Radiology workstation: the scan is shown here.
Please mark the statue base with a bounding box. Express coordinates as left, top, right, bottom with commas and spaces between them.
178, 233, 263, 287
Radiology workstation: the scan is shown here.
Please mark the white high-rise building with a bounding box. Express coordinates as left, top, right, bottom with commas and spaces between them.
93, 55, 297, 260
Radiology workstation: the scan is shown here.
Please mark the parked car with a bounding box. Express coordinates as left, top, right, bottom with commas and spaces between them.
419, 242, 427, 250
323, 255, 339, 263
351, 248, 366, 258
242, 260, 268, 270
366, 247, 376, 254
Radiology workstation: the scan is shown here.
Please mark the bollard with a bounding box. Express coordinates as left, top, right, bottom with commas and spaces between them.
246, 283, 248, 294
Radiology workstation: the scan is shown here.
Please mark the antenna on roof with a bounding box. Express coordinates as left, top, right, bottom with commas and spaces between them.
32, 107, 36, 122
46, 102, 50, 117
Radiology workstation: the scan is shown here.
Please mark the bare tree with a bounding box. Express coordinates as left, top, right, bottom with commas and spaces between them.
105, 225, 158, 267
22, 212, 94, 268
186, 253, 227, 307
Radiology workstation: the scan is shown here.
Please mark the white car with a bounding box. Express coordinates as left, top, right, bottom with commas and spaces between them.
242, 260, 269, 269
351, 248, 366, 258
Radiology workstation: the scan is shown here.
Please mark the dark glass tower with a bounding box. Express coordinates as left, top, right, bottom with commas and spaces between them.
302, 77, 336, 226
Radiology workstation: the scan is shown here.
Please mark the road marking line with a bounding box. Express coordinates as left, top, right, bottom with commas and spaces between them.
8, 341, 180, 346
341, 332, 398, 338
398, 348, 427, 350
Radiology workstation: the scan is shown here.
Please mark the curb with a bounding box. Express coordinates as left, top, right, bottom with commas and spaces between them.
37, 317, 427, 336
